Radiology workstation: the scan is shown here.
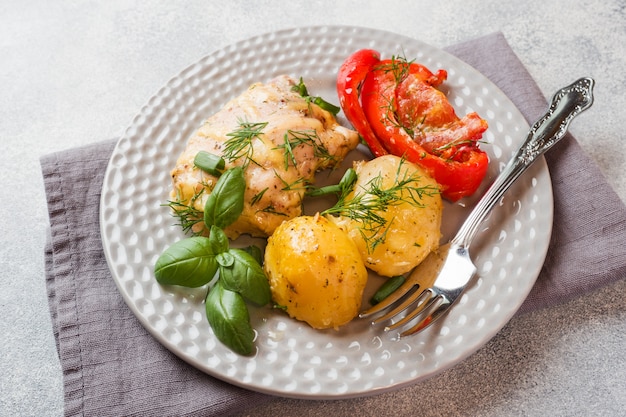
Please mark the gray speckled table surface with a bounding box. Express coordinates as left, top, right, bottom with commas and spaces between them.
2, 1, 625, 416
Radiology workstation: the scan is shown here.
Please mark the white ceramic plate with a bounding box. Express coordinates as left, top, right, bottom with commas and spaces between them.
100, 26, 553, 399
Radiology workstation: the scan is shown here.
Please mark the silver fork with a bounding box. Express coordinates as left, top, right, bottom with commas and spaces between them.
360, 77, 595, 337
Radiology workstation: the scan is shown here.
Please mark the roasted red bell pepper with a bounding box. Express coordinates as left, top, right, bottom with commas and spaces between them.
337, 49, 489, 202
336, 49, 388, 158
361, 60, 489, 201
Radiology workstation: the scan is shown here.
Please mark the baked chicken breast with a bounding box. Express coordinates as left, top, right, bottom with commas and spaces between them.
169, 75, 360, 238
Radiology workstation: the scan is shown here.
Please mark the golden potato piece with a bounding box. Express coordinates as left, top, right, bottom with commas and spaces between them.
329, 155, 443, 277
264, 214, 368, 330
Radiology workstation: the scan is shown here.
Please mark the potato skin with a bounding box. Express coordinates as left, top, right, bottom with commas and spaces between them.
329, 155, 443, 277
264, 215, 368, 330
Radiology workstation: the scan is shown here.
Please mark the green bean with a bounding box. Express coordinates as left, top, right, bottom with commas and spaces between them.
194, 150, 225, 176
370, 275, 406, 305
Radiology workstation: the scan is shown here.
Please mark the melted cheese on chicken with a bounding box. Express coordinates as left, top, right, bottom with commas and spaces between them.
170, 75, 360, 239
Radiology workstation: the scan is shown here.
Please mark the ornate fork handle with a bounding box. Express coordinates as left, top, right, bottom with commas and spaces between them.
453, 77, 595, 249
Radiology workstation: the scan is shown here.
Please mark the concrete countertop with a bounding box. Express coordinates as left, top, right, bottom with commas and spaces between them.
2, 1, 624, 416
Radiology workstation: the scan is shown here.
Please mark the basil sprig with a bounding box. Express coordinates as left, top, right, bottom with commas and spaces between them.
205, 280, 255, 356
154, 236, 219, 287
219, 248, 271, 306
155, 155, 270, 355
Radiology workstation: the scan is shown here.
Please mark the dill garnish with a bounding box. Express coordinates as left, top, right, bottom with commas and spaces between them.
250, 187, 268, 206
322, 158, 438, 251
258, 203, 289, 217
222, 118, 268, 167
163, 188, 205, 236
376, 53, 414, 85
274, 170, 309, 192
274, 129, 336, 170
432, 139, 488, 161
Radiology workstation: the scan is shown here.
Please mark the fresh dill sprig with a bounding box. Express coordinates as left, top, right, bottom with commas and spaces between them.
432, 138, 488, 161
372, 61, 429, 139
253, 171, 310, 216
374, 53, 436, 138
322, 187, 390, 250
274, 170, 309, 192
275, 129, 336, 170
248, 171, 309, 219
258, 203, 289, 217
250, 187, 268, 206
222, 118, 268, 167
367, 161, 438, 208
433, 138, 487, 152
377, 92, 403, 132
376, 53, 414, 85
163, 188, 205, 236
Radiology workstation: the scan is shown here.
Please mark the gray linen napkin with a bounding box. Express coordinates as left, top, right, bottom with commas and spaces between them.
42, 32, 626, 416
43, 141, 270, 417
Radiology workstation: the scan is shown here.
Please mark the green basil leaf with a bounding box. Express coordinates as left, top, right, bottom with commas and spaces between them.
154, 236, 218, 287
219, 248, 271, 306
216, 251, 235, 267
241, 245, 263, 265
205, 280, 255, 356
208, 225, 229, 254
203, 166, 246, 229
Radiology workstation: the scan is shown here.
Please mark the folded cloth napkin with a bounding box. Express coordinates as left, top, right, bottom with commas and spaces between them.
42, 31, 626, 416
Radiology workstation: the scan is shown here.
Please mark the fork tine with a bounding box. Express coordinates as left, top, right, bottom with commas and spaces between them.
361, 245, 448, 319
398, 296, 449, 337
359, 278, 419, 318
373, 287, 432, 325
